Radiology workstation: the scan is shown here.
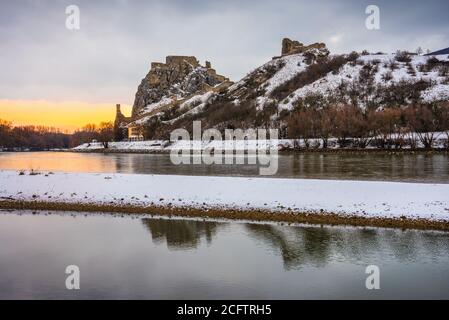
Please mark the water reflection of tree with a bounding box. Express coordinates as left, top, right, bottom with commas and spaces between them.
142, 218, 220, 250
245, 224, 449, 270
245, 224, 332, 269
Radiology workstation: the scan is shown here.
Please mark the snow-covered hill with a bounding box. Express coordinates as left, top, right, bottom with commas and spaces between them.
225, 48, 449, 116
276, 53, 449, 111
115, 39, 449, 140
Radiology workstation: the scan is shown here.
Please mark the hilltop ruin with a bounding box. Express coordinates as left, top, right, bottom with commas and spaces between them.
281, 38, 329, 57
115, 55, 232, 138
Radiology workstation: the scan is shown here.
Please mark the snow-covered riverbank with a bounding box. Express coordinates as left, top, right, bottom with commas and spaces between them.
1, 170, 448, 223
72, 134, 449, 152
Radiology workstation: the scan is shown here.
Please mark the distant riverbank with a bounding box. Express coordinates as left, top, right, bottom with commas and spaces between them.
70, 147, 449, 155
1, 170, 449, 231
71, 134, 449, 154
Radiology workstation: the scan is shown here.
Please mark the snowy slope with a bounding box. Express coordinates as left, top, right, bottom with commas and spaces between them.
275, 53, 449, 111
123, 48, 449, 130
231, 52, 449, 113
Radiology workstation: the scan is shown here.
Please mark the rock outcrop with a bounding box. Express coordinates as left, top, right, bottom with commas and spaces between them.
281, 38, 329, 57
114, 55, 232, 136
131, 56, 230, 118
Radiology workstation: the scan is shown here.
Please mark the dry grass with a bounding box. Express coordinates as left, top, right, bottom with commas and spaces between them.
1, 200, 448, 232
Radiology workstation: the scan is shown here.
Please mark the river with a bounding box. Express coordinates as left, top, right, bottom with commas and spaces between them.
1, 152, 449, 299
0, 211, 448, 299
0, 151, 448, 183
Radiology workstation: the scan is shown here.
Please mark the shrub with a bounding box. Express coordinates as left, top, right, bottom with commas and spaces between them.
347, 51, 360, 61
395, 51, 412, 63
359, 64, 375, 84
376, 79, 431, 107
381, 71, 393, 82
29, 169, 40, 176
388, 61, 399, 70
304, 51, 317, 65
404, 104, 444, 149
406, 63, 416, 76
426, 56, 441, 70
417, 64, 427, 73
439, 65, 449, 77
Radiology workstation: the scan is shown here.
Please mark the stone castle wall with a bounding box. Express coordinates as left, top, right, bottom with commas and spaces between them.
281, 38, 329, 57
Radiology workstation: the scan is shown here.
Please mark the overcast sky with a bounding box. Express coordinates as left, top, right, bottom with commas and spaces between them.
1, 0, 449, 106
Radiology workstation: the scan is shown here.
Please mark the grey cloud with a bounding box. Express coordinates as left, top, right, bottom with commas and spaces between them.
0, 0, 448, 104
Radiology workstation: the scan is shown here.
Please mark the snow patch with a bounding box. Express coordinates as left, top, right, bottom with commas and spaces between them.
2, 170, 449, 221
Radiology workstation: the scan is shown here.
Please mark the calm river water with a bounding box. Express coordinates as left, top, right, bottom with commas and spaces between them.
1, 152, 449, 299
1, 211, 449, 299
0, 151, 449, 183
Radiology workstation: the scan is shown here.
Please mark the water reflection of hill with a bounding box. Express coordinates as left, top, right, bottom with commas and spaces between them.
141, 217, 449, 269
141, 218, 222, 250
245, 224, 449, 270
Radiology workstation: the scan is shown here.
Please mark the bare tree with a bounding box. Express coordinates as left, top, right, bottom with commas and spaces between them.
371, 108, 402, 149
441, 102, 449, 149
98, 122, 114, 149
316, 107, 335, 149
287, 108, 317, 149
332, 105, 361, 148
0, 119, 12, 148
405, 105, 438, 149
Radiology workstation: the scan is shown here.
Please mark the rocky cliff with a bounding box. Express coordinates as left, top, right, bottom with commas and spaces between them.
116, 38, 449, 140
130, 56, 230, 119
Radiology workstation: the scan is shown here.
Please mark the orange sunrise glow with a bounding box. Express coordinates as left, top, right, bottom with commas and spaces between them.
0, 100, 132, 132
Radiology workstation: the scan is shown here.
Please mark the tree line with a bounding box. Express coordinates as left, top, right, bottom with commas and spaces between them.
2, 102, 449, 151
0, 120, 114, 150
286, 103, 449, 149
